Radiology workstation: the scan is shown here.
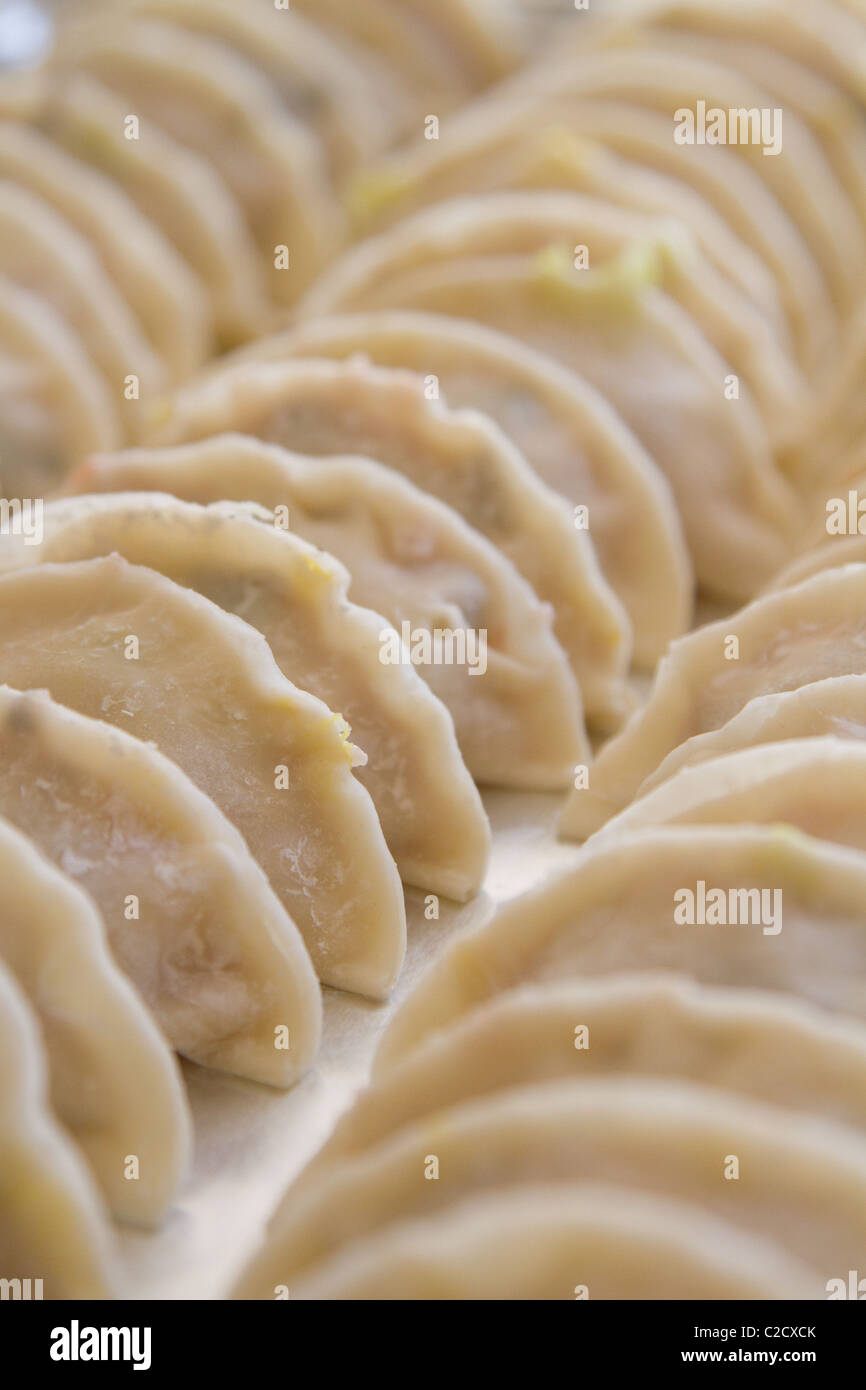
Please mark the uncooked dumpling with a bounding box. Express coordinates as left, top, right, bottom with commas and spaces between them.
599, 0, 866, 110
55, 15, 344, 301
767, 540, 866, 594
235, 1077, 866, 1295
375, 824, 866, 1071
437, 84, 835, 371
147, 355, 632, 728
289, 0, 519, 99
0, 275, 118, 496
0, 686, 321, 1087
561, 564, 866, 838
0, 180, 164, 432
0, 957, 114, 1299
301, 190, 802, 442
640, 676, 866, 796
299, 196, 802, 599
68, 436, 588, 790
348, 105, 786, 348
0, 120, 210, 380
296, 975, 866, 1188
20, 70, 267, 343
578, 0, 866, 233
122, 0, 405, 175
593, 736, 866, 852
0, 812, 191, 1226
228, 310, 693, 667
0, 557, 406, 998
1, 491, 490, 903
287, 1185, 816, 1300
506, 45, 864, 310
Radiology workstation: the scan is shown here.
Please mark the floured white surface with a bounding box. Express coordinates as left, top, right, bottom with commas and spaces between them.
114, 789, 584, 1300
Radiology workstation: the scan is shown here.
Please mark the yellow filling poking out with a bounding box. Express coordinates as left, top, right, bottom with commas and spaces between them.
528, 125, 604, 181
345, 165, 411, 232
532, 238, 664, 313
144, 396, 174, 432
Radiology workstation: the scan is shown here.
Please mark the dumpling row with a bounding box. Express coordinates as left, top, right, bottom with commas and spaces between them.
0, 0, 524, 492
229, 0, 866, 1300
3, 0, 866, 1301
0, 2, 530, 1296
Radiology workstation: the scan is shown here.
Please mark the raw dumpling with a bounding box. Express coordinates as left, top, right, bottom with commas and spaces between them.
55, 15, 344, 302
301, 190, 802, 442
146, 356, 632, 728
0, 122, 209, 381
19, 70, 267, 343
438, 85, 835, 371
68, 436, 588, 790
640, 676, 866, 796
375, 824, 866, 1071
0, 957, 114, 1299
507, 44, 864, 310
287, 1185, 816, 1300
0, 276, 118, 496
0, 557, 406, 998
1, 492, 490, 903
299, 195, 802, 599
0, 181, 164, 431
580, 0, 866, 231
767, 539, 866, 593
228, 310, 693, 667
296, 975, 866, 1188
122, 0, 406, 175
561, 564, 866, 837
0, 812, 191, 1225
593, 737, 866, 852
351, 114, 789, 359
0, 685, 321, 1087
602, 0, 866, 108
235, 1077, 866, 1295
289, 0, 519, 98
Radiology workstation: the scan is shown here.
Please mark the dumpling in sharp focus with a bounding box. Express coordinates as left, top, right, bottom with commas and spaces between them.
17, 70, 268, 344
54, 15, 344, 302
0, 122, 210, 382
291, 975, 866, 1191
287, 1185, 817, 1300
146, 355, 633, 730
301, 190, 803, 444
0, 812, 191, 1225
0, 558, 406, 999
0, 957, 114, 1299
374, 825, 866, 1073
234, 1077, 866, 1297
592, 737, 866, 853
298, 195, 802, 599
1, 492, 491, 904
638, 676, 866, 796
560, 564, 866, 838
227, 310, 694, 669
0, 276, 118, 496
0, 686, 321, 1088
68, 435, 588, 792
